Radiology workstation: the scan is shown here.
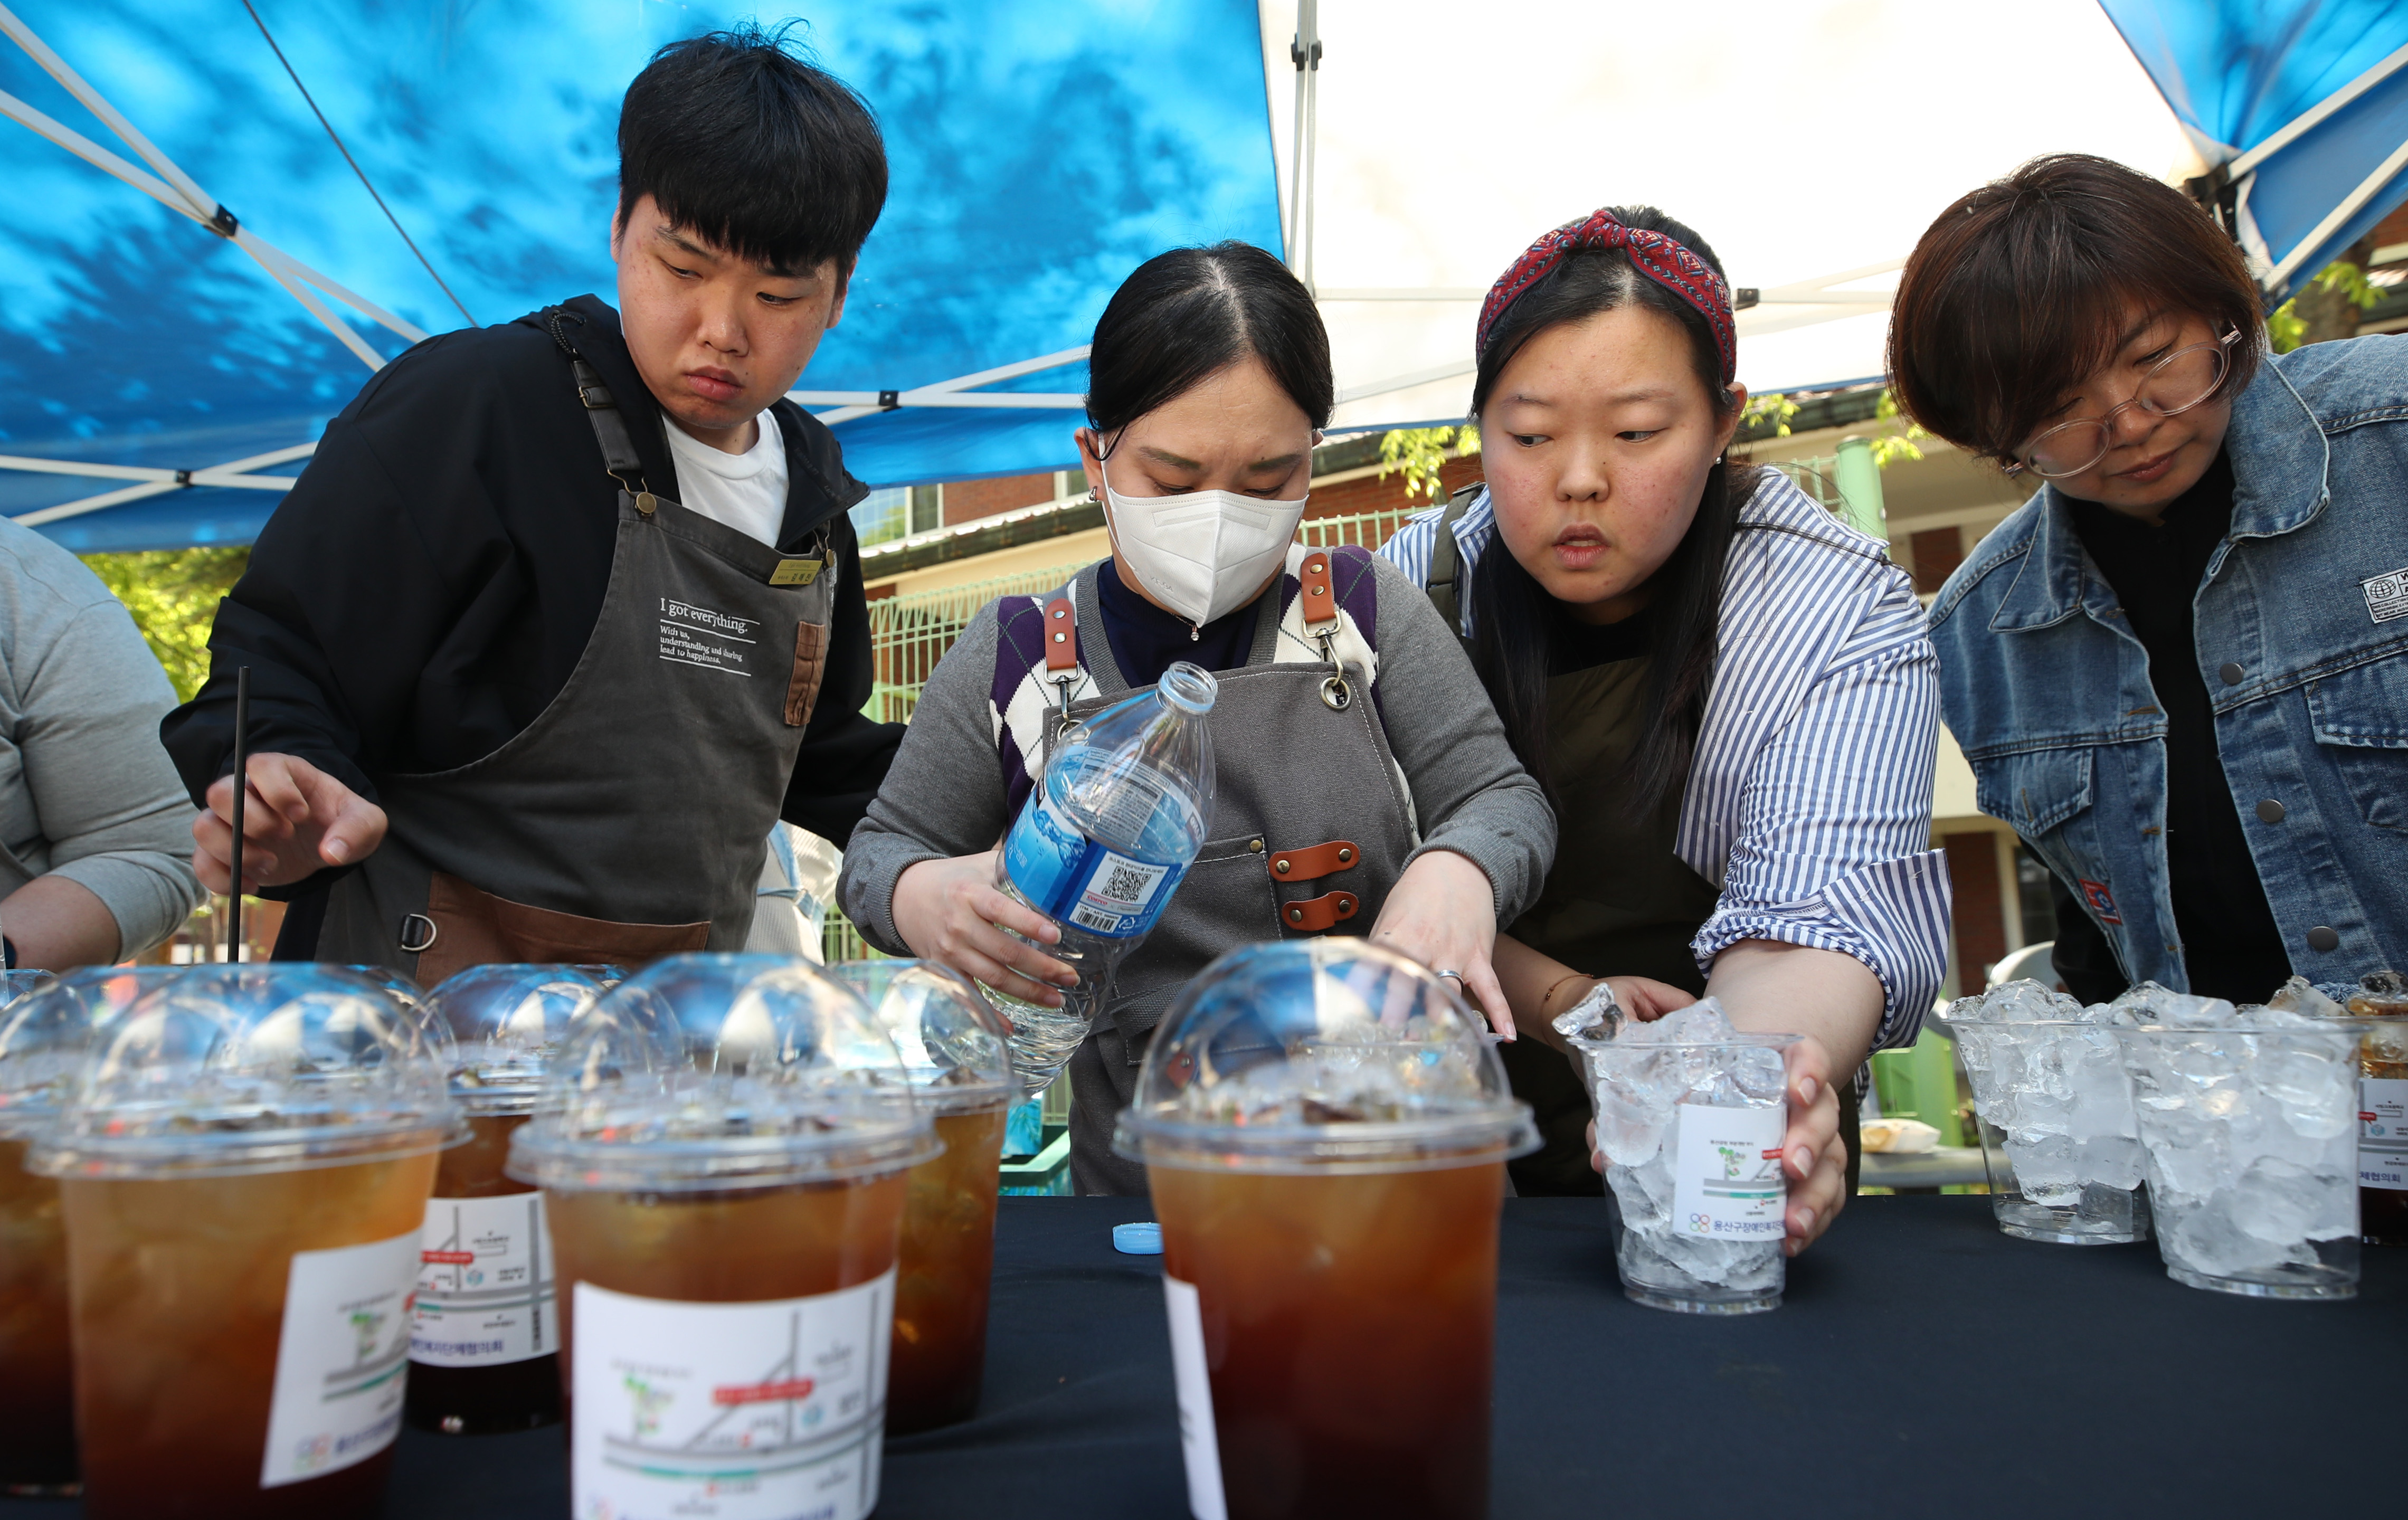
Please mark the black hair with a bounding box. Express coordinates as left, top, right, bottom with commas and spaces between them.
1086, 242, 1333, 435
618, 22, 887, 278
1467, 206, 1757, 819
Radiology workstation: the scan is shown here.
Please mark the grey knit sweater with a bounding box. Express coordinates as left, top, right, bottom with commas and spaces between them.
840, 550, 1553, 953
0, 519, 205, 958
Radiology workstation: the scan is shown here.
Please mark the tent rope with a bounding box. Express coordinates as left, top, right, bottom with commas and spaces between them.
239, 0, 476, 328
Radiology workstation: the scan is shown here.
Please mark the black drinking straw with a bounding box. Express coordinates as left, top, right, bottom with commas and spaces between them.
227, 666, 250, 964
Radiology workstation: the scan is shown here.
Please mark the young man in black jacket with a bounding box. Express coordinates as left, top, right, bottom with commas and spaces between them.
164, 27, 903, 974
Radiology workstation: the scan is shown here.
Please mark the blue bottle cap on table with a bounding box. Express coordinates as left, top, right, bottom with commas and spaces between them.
1113, 1221, 1163, 1255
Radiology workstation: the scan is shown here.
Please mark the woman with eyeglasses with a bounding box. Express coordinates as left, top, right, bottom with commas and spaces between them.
1893, 152, 2408, 1004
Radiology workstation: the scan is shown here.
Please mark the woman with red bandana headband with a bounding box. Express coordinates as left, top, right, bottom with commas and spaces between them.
1381, 206, 1952, 1253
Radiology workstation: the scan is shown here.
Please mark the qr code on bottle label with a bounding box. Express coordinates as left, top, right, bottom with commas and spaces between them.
1070, 851, 1172, 936
2366, 566, 2408, 624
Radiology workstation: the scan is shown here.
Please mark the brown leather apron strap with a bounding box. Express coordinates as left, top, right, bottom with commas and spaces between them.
1267, 839, 1359, 883
1042, 596, 1079, 670
1298, 550, 1338, 628
1280, 889, 1360, 932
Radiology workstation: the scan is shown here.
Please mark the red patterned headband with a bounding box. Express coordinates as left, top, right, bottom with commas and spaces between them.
1475, 208, 1738, 387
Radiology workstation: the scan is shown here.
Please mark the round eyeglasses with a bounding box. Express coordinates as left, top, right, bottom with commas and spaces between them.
2009, 328, 2242, 480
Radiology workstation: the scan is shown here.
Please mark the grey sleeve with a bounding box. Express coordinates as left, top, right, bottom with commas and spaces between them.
837, 607, 1016, 955
16, 601, 207, 957
1363, 554, 1556, 920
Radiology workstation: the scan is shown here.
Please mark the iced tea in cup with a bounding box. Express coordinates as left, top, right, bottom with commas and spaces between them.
830, 958, 1019, 1433
28, 966, 456, 1519
1113, 940, 1538, 1520
0, 972, 74, 1494
406, 964, 609, 1436
508, 954, 937, 1520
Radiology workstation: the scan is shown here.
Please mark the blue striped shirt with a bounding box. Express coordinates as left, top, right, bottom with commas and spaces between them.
1380, 471, 1952, 1048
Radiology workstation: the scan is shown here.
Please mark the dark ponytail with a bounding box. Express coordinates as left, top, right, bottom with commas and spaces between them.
1466, 205, 1757, 819
1085, 242, 1333, 434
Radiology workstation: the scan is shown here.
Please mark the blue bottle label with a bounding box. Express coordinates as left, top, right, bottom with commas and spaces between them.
1002, 783, 1184, 939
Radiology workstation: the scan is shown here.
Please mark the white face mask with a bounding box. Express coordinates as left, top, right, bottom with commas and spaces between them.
1099, 459, 1309, 629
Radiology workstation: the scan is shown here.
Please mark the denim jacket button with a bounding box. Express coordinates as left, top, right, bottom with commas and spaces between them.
2307, 926, 2340, 953
2255, 799, 2287, 824
2218, 662, 2245, 686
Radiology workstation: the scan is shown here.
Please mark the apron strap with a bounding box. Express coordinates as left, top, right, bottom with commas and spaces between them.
1299, 549, 1338, 629
1041, 595, 1082, 719
546, 308, 652, 499
1423, 483, 1483, 653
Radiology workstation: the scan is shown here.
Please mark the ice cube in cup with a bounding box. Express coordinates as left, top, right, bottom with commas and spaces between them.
1942, 983, 2149, 1245
2113, 1015, 2359, 1299
1560, 998, 1797, 1313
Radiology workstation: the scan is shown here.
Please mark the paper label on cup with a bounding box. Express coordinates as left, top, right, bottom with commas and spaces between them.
1162, 1276, 1228, 1520
258, 1229, 418, 1488
411, 1192, 555, 1366
2363, 1077, 2408, 1191
1671, 1103, 1788, 1239
571, 1271, 894, 1520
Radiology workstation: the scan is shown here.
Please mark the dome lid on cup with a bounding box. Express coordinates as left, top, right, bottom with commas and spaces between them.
507, 953, 936, 1192
422, 964, 610, 1113
826, 959, 1018, 1113
29, 965, 457, 1178
0, 972, 68, 1136
1112, 939, 1538, 1175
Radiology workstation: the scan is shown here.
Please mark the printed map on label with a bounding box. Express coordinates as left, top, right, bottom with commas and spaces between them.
659, 597, 759, 677
2363, 1077, 2408, 1191
412, 1192, 554, 1366
572, 1271, 894, 1520
1670, 1103, 1788, 1239
1162, 1276, 1228, 1520
259, 1230, 419, 1488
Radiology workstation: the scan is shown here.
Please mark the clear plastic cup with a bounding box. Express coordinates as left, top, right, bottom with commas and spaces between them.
2115, 1019, 2360, 1299
0, 971, 72, 1495
1568, 1010, 1800, 1315
406, 964, 610, 1437
828, 958, 1018, 1434
508, 953, 937, 1520
1113, 940, 1537, 1520
28, 965, 457, 1519
1942, 1003, 2151, 1245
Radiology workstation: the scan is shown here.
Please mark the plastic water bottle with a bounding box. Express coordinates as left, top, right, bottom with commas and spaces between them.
988, 661, 1217, 1090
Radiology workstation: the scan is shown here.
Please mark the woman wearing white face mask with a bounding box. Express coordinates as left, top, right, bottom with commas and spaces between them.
839, 242, 1556, 1193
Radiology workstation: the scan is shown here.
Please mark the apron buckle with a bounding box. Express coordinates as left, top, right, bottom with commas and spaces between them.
397, 913, 439, 954
1319, 674, 1352, 711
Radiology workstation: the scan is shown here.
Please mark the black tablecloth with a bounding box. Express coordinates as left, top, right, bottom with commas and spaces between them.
12, 1196, 2398, 1517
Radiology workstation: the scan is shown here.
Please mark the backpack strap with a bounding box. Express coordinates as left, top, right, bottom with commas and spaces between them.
1422, 483, 1483, 650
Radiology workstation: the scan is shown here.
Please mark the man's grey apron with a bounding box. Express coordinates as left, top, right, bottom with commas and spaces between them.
1042, 559, 1418, 1195
316, 322, 837, 983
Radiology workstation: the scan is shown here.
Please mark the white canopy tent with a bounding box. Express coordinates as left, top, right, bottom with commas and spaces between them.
1258, 0, 2198, 432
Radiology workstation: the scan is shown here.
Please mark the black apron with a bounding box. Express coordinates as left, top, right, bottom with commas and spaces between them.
315, 324, 837, 982
1504, 656, 1722, 1196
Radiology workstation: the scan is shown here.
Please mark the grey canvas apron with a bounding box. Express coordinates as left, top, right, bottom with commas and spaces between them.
1041, 557, 1419, 1195
316, 325, 838, 983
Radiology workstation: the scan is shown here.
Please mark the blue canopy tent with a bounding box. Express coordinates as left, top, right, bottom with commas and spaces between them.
0, 0, 1280, 552
7, 1, 2404, 554
2102, 0, 2408, 306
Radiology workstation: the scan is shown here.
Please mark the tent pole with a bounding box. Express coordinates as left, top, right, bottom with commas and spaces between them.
0, 5, 401, 368
1286, 1, 1320, 284
2267, 135, 2408, 289
2228, 39, 2408, 179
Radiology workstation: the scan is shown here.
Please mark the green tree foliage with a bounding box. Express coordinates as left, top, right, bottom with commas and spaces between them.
2268, 258, 2383, 353
1377, 425, 1480, 501
80, 549, 247, 701
1740, 391, 1800, 438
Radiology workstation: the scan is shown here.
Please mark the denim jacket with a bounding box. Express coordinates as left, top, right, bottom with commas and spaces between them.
1928, 338, 2408, 993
